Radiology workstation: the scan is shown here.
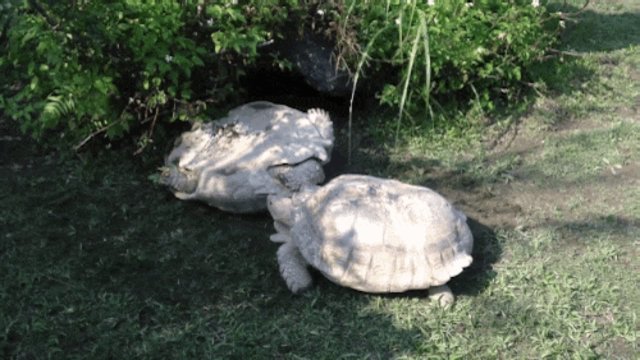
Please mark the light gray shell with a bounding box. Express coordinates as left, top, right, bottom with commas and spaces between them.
160, 101, 334, 213
285, 175, 473, 293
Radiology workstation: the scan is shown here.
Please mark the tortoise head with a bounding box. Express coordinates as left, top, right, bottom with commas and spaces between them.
267, 193, 294, 227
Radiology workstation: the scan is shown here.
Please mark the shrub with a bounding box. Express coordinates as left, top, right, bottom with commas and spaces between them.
325, 0, 560, 130
1, 1, 561, 150
0, 0, 297, 150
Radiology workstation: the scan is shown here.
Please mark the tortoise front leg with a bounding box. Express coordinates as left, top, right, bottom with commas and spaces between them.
277, 242, 313, 294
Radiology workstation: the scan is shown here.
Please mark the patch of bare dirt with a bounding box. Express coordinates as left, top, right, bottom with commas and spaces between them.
436, 116, 640, 234
445, 186, 524, 230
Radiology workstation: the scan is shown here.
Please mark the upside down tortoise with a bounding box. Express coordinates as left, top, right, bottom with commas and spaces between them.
160, 101, 334, 213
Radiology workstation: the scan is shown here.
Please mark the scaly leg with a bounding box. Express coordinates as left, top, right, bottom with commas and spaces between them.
277, 242, 313, 294
268, 160, 325, 191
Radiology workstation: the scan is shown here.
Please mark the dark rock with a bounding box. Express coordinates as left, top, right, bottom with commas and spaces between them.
268, 30, 352, 97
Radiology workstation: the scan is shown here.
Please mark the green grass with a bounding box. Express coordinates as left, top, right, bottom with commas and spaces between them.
2, 1, 640, 359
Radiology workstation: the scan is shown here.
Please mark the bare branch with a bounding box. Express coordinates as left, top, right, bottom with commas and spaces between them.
73, 119, 121, 152
73, 105, 130, 152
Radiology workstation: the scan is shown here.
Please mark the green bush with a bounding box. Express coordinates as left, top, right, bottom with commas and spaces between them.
327, 0, 559, 126
0, 0, 297, 150
1, 1, 560, 150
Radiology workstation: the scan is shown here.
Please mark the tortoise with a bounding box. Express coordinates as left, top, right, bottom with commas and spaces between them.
160, 101, 334, 213
267, 174, 473, 305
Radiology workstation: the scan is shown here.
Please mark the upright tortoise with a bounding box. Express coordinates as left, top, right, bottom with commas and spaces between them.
267, 175, 473, 305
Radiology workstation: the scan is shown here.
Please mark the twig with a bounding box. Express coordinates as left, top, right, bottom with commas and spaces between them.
133, 108, 160, 156
519, 80, 545, 98
73, 119, 122, 152
73, 105, 129, 152
570, 0, 591, 16
541, 48, 586, 60
558, 0, 591, 21
149, 106, 159, 137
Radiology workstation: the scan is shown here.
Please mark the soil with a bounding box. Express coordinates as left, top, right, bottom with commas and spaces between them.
436, 114, 638, 232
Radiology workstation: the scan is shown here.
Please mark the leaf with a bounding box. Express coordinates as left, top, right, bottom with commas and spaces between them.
191, 55, 204, 67
512, 67, 522, 81
29, 76, 39, 90
94, 78, 112, 95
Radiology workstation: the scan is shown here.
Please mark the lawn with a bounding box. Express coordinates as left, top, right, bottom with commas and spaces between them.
1, 1, 639, 359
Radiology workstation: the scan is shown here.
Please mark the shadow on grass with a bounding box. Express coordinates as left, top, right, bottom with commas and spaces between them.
0, 130, 426, 358
535, 215, 640, 243
553, 5, 640, 53
452, 217, 501, 296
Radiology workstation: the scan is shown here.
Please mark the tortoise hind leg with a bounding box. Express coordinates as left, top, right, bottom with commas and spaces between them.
428, 284, 455, 306
268, 159, 325, 192
277, 242, 313, 294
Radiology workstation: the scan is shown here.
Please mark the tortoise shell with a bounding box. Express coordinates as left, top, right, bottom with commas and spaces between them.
160, 101, 333, 213
283, 175, 473, 293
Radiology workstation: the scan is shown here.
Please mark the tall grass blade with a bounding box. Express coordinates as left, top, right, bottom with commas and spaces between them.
395, 10, 425, 147
348, 26, 386, 165
422, 12, 433, 123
